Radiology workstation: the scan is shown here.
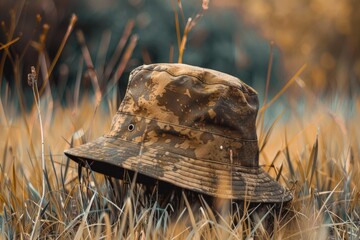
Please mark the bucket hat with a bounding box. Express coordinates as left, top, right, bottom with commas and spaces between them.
64, 63, 292, 203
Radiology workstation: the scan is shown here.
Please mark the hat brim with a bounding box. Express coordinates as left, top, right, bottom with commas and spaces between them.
64, 136, 292, 203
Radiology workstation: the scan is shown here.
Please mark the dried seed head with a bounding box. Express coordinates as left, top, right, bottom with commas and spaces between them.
202, 0, 209, 10
27, 66, 37, 87
36, 14, 42, 24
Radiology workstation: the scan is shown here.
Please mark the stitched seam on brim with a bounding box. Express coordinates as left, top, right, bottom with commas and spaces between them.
100, 136, 258, 168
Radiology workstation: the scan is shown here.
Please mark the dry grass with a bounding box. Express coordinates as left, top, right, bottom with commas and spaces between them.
1, 2, 360, 240
2, 66, 360, 239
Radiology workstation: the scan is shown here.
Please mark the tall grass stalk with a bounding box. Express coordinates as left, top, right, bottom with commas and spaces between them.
39, 14, 77, 95
259, 64, 307, 114
172, 0, 208, 63
28, 66, 46, 240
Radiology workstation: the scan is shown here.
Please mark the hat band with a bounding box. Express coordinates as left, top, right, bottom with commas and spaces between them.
106, 112, 259, 167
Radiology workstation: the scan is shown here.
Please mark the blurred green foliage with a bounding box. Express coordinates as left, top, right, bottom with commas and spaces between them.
1, 0, 283, 106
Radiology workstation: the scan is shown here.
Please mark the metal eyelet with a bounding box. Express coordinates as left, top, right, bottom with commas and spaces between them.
128, 124, 135, 132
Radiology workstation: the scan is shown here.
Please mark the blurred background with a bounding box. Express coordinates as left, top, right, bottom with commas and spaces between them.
1, 0, 359, 108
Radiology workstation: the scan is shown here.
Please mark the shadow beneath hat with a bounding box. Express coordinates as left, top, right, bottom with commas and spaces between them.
90, 160, 292, 238
75, 158, 292, 238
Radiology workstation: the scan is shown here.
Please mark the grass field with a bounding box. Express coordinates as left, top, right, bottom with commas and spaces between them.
1, 59, 360, 240
1, 2, 360, 239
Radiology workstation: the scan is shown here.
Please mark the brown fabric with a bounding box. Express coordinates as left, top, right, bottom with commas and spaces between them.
64, 63, 292, 202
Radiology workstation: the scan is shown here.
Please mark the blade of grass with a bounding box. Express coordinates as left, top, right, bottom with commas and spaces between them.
169, 45, 174, 63
113, 35, 138, 83
259, 64, 307, 113
49, 150, 60, 190
259, 110, 284, 152
74, 57, 84, 114
307, 130, 319, 186
145, 202, 158, 240
62, 136, 73, 190
182, 191, 199, 240
96, 30, 112, 82
284, 131, 295, 178
170, 207, 188, 239
0, 92, 8, 126
257, 41, 274, 142
247, 205, 274, 239
0, 37, 20, 51
1, 138, 9, 176
103, 20, 135, 81
262, 41, 274, 106
73, 193, 96, 240
315, 179, 343, 222
39, 14, 77, 95
76, 30, 102, 104
276, 163, 284, 182
28, 66, 47, 240
268, 150, 282, 173
171, 0, 182, 54
95, 212, 112, 240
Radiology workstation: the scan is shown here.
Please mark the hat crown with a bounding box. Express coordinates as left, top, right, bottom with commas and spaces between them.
110, 64, 259, 167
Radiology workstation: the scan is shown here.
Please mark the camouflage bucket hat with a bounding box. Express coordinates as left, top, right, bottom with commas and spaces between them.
64, 63, 292, 203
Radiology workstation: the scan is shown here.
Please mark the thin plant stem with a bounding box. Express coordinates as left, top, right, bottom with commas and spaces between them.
39, 14, 77, 95
28, 67, 46, 240
263, 41, 274, 106
259, 64, 307, 113
0, 37, 20, 51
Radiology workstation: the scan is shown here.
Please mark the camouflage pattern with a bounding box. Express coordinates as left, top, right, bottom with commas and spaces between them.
64, 63, 292, 203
